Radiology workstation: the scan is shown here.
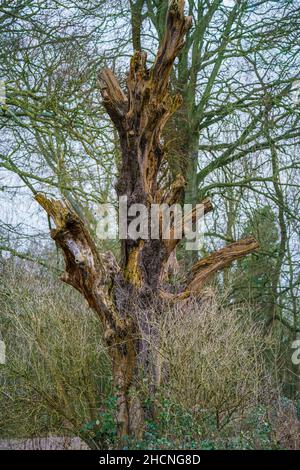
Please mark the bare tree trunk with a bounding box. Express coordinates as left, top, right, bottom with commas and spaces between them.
35, 0, 259, 440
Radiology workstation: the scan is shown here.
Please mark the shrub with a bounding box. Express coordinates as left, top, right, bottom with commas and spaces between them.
1, 261, 298, 450
0, 261, 112, 448
155, 291, 268, 431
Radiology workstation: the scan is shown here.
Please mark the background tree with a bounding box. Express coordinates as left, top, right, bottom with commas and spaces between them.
233, 206, 279, 319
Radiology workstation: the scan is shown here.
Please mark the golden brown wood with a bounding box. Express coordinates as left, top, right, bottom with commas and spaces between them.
36, 1, 259, 439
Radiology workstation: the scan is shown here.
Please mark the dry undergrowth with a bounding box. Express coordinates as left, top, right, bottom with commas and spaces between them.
1, 261, 298, 449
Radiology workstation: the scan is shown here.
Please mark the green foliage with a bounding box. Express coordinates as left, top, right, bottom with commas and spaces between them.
117, 396, 299, 450
233, 206, 279, 315
80, 395, 118, 449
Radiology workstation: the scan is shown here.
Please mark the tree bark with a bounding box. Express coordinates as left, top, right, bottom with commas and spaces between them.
36, 0, 259, 440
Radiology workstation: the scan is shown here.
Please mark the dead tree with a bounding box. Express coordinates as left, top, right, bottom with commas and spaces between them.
35, 0, 259, 439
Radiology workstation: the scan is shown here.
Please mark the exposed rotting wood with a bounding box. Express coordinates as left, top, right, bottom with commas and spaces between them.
36, 0, 259, 441
164, 197, 214, 257
187, 236, 259, 295
159, 237, 259, 302
100, 69, 128, 132
98, 0, 193, 288
35, 194, 138, 438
